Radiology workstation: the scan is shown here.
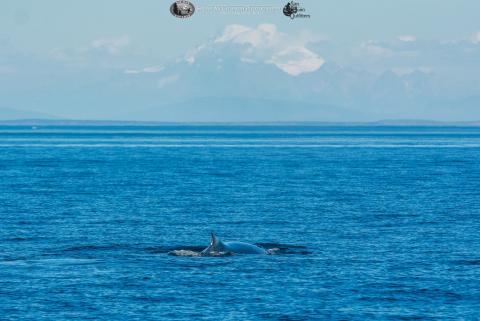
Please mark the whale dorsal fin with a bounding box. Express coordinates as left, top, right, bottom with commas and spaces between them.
201, 232, 219, 254
210, 232, 218, 247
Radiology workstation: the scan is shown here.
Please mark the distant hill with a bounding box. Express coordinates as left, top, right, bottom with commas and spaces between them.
125, 98, 368, 122
0, 108, 56, 120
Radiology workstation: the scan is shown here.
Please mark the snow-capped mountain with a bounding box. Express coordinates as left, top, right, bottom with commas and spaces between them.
2, 23, 479, 121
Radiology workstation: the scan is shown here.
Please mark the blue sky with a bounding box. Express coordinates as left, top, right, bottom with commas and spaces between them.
1, 0, 480, 121
2, 0, 479, 58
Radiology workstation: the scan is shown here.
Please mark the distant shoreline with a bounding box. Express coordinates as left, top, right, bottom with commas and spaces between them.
0, 119, 479, 127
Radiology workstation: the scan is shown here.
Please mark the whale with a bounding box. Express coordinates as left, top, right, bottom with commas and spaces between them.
201, 232, 267, 255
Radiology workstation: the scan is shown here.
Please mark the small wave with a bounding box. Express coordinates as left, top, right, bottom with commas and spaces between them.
3, 236, 35, 242
33, 258, 101, 265
61, 244, 134, 253
452, 259, 480, 266
146, 245, 206, 254
0, 257, 99, 266
257, 243, 312, 255
168, 250, 233, 257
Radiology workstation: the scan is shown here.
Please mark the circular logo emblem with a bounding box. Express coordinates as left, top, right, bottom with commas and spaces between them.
170, 1, 195, 18
283, 2, 298, 17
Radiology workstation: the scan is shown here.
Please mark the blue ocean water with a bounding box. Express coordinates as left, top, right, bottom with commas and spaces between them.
1, 125, 480, 320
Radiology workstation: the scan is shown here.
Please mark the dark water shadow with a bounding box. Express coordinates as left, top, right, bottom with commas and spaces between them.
256, 243, 312, 255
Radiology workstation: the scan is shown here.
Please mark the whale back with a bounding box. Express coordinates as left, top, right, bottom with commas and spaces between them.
201, 232, 266, 255
222, 241, 266, 254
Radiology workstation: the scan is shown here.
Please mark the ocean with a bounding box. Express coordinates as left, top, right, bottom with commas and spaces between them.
1, 125, 479, 320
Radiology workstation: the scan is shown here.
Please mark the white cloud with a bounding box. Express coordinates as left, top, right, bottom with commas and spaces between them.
124, 65, 164, 75
240, 57, 256, 64
157, 74, 179, 88
268, 47, 324, 76
360, 41, 394, 57
471, 32, 480, 44
184, 44, 206, 65
397, 35, 417, 42
213, 24, 324, 76
215, 24, 281, 48
91, 35, 131, 55
185, 54, 195, 65
215, 25, 254, 44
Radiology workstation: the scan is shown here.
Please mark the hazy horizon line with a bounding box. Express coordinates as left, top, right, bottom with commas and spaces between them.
1, 118, 479, 127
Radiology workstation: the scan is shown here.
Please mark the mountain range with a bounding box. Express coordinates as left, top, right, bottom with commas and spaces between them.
1, 24, 479, 121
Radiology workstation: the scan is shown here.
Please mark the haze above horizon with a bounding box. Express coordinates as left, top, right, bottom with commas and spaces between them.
1, 0, 480, 121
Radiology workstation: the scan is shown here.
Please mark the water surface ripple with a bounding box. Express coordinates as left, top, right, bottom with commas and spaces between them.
1, 126, 480, 320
